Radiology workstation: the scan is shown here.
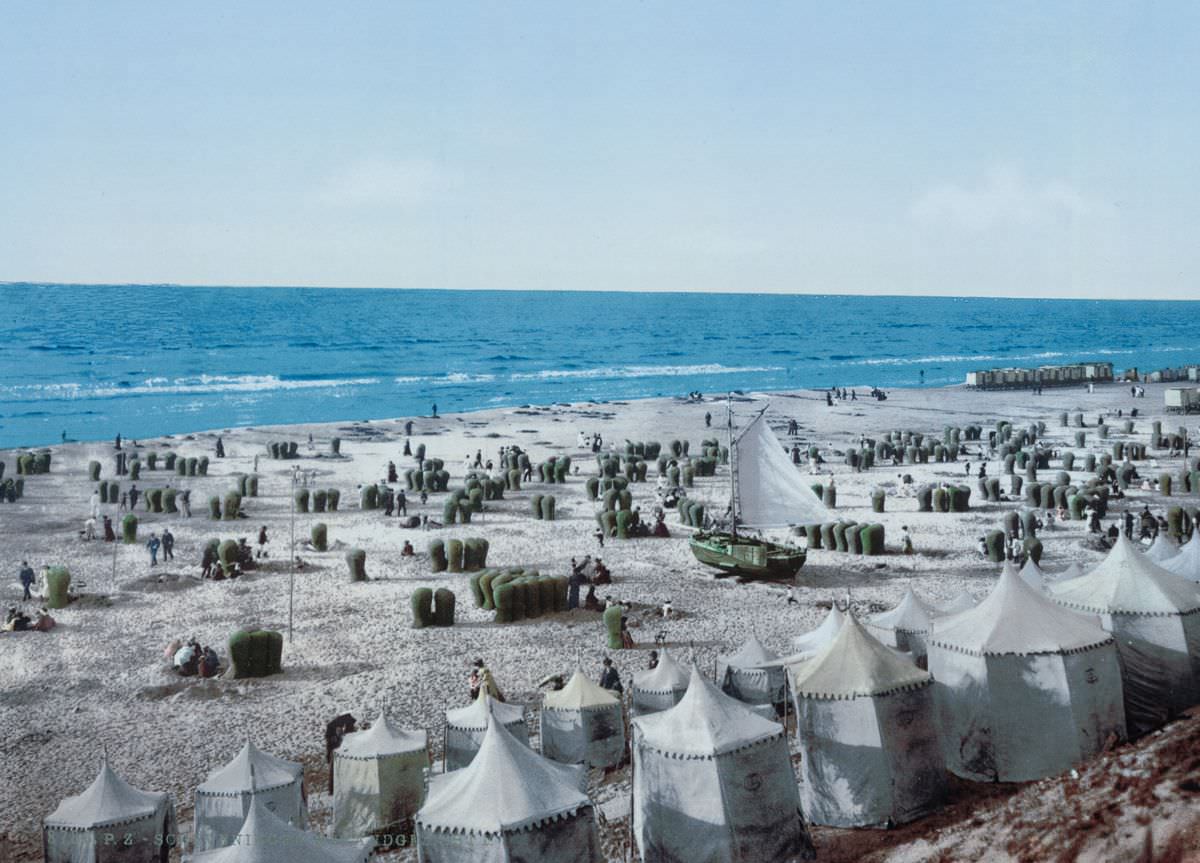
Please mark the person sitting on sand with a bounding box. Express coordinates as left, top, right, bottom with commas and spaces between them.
594, 559, 612, 585
599, 657, 623, 692
199, 646, 220, 678
583, 585, 603, 612
468, 659, 483, 701
174, 640, 200, 676
4, 608, 32, 632
401, 541, 414, 557
83, 516, 96, 541
32, 608, 55, 633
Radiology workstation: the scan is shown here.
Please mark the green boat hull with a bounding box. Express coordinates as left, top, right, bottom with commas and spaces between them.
689, 532, 806, 579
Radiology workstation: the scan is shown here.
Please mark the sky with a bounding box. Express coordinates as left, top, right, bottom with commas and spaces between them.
1, 2, 1198, 299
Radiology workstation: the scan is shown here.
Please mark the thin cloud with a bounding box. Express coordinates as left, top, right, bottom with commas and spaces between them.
911, 166, 1117, 231
316, 158, 461, 207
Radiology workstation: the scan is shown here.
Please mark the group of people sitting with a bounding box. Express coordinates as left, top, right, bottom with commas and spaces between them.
3, 607, 55, 632
164, 637, 220, 677
568, 556, 612, 611
200, 538, 258, 579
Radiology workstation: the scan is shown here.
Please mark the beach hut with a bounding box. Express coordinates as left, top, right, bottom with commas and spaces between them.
332, 712, 429, 839
193, 740, 306, 852
632, 668, 815, 863
1143, 533, 1180, 564
937, 591, 977, 615
630, 648, 690, 716
1160, 538, 1200, 583
790, 614, 945, 828
1048, 535, 1200, 737
415, 717, 601, 863
927, 566, 1126, 782
865, 587, 937, 667
790, 604, 845, 656
444, 692, 528, 771
716, 633, 785, 705
43, 760, 177, 863
195, 798, 372, 863
540, 669, 625, 769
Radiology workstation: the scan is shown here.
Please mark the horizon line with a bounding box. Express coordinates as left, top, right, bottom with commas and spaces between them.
1, 279, 1197, 304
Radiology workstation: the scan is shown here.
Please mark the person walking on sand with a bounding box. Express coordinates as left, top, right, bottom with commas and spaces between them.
397, 489, 407, 516
119, 491, 128, 512
161, 528, 174, 561
431, 403, 438, 418
215, 436, 225, 458
705, 411, 712, 428
146, 533, 160, 567
179, 488, 191, 518
18, 562, 34, 601
129, 484, 139, 510
103, 515, 115, 542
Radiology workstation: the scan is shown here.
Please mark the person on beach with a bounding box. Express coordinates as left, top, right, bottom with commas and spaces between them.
387, 461, 397, 483
383, 486, 395, 517
257, 526, 268, 557
599, 658, 622, 693
705, 412, 712, 427
146, 533, 160, 566
18, 562, 34, 601
403, 439, 411, 456
179, 488, 191, 518
119, 491, 128, 512
431, 403, 438, 418
964, 461, 971, 476
115, 433, 121, 450
253, 454, 259, 473
90, 489, 100, 520
468, 660, 483, 701
419, 489, 428, 507
129, 484, 139, 510
103, 515, 115, 542
405, 420, 414, 436
397, 489, 407, 516
215, 436, 225, 458
83, 517, 96, 541
402, 541, 414, 556
901, 526, 914, 555
161, 528, 174, 561
976, 537, 988, 558
324, 714, 358, 794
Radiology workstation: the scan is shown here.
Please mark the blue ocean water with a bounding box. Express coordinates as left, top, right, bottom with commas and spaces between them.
1, 283, 1197, 449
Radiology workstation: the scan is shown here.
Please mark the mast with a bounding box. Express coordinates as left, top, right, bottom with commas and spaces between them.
728, 393, 738, 538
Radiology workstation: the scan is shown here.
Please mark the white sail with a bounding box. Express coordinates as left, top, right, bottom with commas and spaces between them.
735, 412, 830, 528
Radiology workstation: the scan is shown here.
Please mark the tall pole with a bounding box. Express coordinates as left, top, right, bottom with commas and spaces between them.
727, 393, 737, 538
288, 465, 297, 642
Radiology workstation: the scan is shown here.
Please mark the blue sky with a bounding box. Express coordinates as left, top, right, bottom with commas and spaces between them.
1, 2, 1197, 298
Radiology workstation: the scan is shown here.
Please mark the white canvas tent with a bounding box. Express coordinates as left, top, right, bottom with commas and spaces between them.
927, 565, 1126, 782
44, 760, 177, 863
1048, 534, 1200, 737
415, 716, 600, 863
630, 649, 690, 716
332, 712, 429, 839
444, 692, 528, 771
790, 605, 845, 656
735, 412, 829, 528
790, 615, 945, 828
540, 669, 626, 768
632, 668, 815, 863
865, 587, 937, 667
1160, 537, 1200, 583
1144, 533, 1180, 564
716, 633, 786, 705
1018, 558, 1047, 591
937, 591, 977, 615
193, 741, 306, 852
195, 799, 373, 863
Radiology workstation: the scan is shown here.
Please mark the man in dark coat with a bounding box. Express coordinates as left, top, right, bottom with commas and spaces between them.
324, 713, 358, 794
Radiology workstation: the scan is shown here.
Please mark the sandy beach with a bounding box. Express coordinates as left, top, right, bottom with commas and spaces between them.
2, 381, 1199, 862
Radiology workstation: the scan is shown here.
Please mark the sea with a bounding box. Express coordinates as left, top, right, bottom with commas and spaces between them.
2, 283, 1197, 450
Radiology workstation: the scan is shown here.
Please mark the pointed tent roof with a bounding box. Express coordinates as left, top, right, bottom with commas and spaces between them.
1018, 558, 1047, 591
633, 668, 783, 757
937, 591, 977, 615
718, 633, 780, 669
791, 605, 845, 655
543, 669, 620, 710
1048, 534, 1200, 616
790, 614, 932, 700
1160, 537, 1200, 583
632, 648, 691, 693
867, 587, 936, 635
1051, 562, 1083, 584
197, 742, 303, 796
416, 716, 589, 835
1144, 533, 1180, 564
929, 564, 1112, 656
735, 412, 830, 528
445, 691, 526, 730
337, 712, 427, 760
194, 799, 372, 863
45, 761, 167, 830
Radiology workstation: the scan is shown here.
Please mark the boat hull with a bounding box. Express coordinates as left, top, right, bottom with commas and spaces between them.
689, 532, 806, 579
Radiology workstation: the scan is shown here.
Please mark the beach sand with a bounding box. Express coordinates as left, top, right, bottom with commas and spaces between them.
2, 381, 1198, 861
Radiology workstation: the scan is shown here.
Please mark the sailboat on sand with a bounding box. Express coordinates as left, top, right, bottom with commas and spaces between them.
689, 402, 830, 579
